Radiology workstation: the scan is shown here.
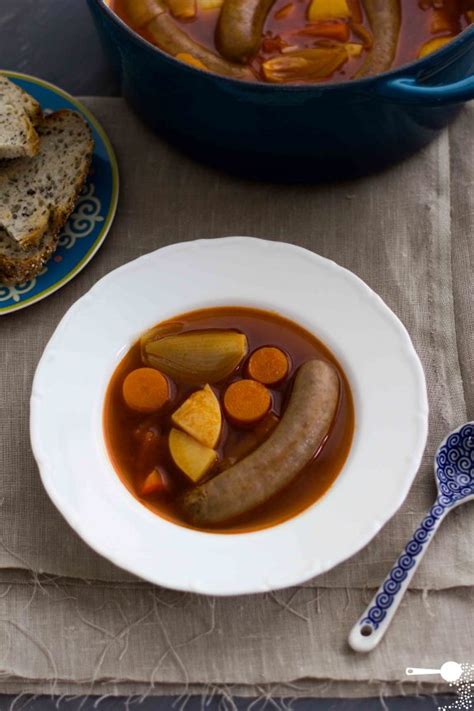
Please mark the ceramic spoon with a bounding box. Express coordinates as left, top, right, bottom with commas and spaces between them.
349, 421, 474, 652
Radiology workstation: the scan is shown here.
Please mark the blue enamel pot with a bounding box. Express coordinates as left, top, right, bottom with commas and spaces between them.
88, 0, 474, 180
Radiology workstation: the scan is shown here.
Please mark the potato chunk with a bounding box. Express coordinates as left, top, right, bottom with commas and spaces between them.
172, 385, 222, 448
417, 36, 453, 59
197, 0, 223, 9
122, 0, 162, 27
166, 0, 196, 19
169, 428, 217, 482
308, 0, 351, 22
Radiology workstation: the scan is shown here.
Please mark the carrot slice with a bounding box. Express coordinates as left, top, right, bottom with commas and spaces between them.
247, 346, 289, 385
141, 468, 166, 496
298, 20, 350, 42
122, 367, 170, 413
224, 379, 272, 425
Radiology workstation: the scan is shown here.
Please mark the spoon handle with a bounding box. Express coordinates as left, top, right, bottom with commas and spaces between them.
348, 498, 449, 652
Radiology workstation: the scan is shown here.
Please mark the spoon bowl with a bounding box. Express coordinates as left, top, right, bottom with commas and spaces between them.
436, 422, 474, 505
440, 661, 464, 683
349, 421, 474, 652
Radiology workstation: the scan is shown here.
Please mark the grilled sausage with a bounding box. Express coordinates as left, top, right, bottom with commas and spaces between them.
216, 0, 277, 63
182, 359, 340, 526
355, 0, 401, 78
122, 0, 253, 79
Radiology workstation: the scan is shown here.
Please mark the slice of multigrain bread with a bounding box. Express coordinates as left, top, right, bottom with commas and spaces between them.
0, 110, 94, 285
0, 76, 42, 159
0, 109, 94, 249
0, 76, 42, 126
0, 104, 40, 159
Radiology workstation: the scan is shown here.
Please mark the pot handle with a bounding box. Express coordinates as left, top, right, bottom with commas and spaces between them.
380, 74, 474, 105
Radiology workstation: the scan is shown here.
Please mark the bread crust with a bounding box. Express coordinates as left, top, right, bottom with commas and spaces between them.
0, 232, 59, 285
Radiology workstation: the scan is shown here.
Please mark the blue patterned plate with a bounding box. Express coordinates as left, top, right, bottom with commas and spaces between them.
0, 71, 119, 315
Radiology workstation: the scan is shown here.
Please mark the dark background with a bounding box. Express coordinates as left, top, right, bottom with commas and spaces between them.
0, 2, 456, 708
1, 1, 119, 96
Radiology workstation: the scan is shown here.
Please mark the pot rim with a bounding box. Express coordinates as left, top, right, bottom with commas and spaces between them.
92, 0, 474, 92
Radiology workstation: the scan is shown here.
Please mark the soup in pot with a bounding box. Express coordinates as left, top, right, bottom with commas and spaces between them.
109, 0, 474, 83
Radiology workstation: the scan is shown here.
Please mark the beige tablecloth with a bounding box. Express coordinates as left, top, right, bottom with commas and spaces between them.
0, 97, 472, 699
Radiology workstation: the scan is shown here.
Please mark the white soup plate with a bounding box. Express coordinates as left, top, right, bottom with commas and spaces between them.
30, 237, 428, 595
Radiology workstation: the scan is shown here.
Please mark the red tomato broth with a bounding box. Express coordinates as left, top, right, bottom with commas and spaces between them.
260, 0, 369, 78
394, 0, 470, 68
109, 0, 473, 83
103, 307, 355, 532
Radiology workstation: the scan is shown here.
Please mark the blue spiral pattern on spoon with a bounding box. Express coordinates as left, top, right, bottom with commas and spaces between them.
360, 423, 474, 631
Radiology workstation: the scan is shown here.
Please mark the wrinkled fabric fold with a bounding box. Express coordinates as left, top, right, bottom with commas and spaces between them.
0, 572, 470, 695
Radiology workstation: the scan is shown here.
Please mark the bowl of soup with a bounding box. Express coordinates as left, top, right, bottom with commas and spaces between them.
30, 237, 428, 594
87, 0, 474, 179
104, 306, 355, 532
